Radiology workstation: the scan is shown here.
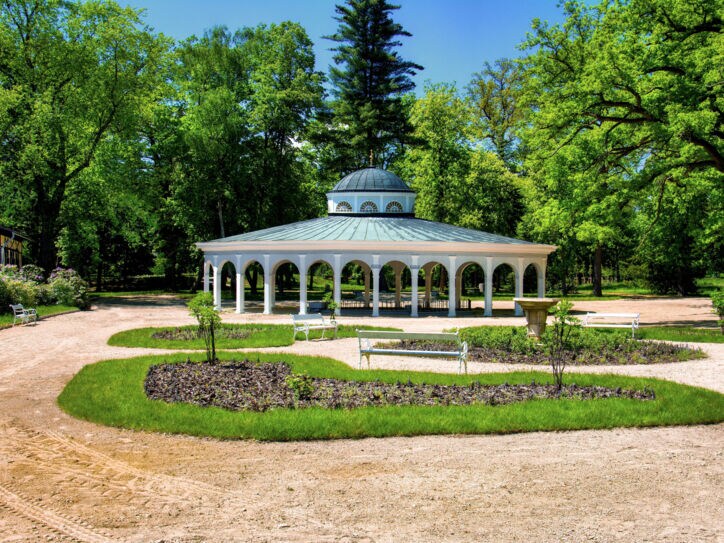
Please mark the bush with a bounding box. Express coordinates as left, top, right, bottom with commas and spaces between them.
0, 265, 89, 313
17, 264, 45, 283
48, 268, 90, 309
459, 326, 539, 353
3, 278, 37, 307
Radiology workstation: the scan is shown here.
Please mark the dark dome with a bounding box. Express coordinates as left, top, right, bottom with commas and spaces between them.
330, 168, 414, 193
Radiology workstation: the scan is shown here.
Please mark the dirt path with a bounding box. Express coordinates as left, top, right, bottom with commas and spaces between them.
0, 296, 721, 542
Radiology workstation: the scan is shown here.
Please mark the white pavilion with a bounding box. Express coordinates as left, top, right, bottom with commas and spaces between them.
197, 168, 556, 317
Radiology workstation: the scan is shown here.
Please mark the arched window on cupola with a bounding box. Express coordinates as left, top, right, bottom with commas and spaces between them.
335, 201, 352, 212
360, 201, 379, 213
385, 201, 403, 213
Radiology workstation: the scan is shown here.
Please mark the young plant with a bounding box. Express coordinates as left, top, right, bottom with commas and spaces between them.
544, 299, 580, 390
188, 292, 221, 363
322, 291, 339, 319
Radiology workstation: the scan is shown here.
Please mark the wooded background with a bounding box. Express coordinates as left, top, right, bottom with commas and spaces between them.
0, 0, 721, 296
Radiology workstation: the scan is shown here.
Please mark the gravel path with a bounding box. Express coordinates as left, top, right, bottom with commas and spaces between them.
0, 295, 721, 542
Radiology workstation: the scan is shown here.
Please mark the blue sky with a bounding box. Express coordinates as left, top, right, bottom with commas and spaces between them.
132, 0, 567, 93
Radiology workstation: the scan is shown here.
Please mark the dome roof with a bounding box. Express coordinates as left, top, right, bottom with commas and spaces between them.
330, 168, 414, 193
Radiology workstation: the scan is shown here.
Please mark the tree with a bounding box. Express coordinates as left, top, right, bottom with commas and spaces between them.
188, 292, 220, 363
326, 0, 423, 169
402, 83, 469, 223
521, 0, 723, 294
467, 59, 525, 170
0, 0, 169, 271
403, 83, 527, 237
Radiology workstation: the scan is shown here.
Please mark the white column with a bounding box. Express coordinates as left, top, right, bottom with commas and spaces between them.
423, 263, 433, 308
234, 256, 243, 314
235, 271, 242, 313
372, 265, 380, 317
263, 257, 272, 315
212, 265, 222, 310
299, 255, 307, 315
203, 262, 210, 293
514, 260, 524, 316
537, 265, 546, 298
363, 266, 370, 306
410, 265, 419, 317
447, 257, 457, 317
333, 254, 342, 314
484, 258, 493, 317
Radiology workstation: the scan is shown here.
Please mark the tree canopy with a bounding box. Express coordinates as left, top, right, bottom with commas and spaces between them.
326, 0, 423, 170
0, 0, 720, 296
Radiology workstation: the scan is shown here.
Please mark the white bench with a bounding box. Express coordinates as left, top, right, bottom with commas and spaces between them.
582, 312, 640, 338
9, 304, 37, 326
357, 330, 469, 374
292, 313, 338, 341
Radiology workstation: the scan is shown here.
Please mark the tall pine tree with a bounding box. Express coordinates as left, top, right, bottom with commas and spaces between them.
326, 0, 422, 170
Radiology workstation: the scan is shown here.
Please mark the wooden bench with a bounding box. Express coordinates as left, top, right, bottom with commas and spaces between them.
582, 312, 640, 338
292, 313, 338, 341
357, 330, 469, 374
10, 304, 37, 326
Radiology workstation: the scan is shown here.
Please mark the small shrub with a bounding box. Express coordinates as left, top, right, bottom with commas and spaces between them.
543, 300, 580, 390
48, 268, 90, 309
188, 292, 221, 363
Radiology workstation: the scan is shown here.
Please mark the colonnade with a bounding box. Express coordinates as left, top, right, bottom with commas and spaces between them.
203, 252, 547, 318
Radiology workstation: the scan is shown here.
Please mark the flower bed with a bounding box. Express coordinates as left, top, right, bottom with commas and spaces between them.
144, 360, 655, 412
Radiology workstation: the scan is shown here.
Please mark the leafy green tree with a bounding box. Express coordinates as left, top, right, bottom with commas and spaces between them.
0, 0, 169, 272
326, 0, 423, 169
404, 83, 527, 237
402, 83, 469, 223
521, 0, 723, 294
57, 136, 157, 290
241, 22, 325, 228
467, 59, 525, 170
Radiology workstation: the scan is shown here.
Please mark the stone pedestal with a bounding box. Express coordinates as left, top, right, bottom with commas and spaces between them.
513, 298, 559, 339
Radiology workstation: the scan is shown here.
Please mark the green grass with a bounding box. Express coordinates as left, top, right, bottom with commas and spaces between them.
635, 326, 724, 343
107, 323, 400, 349
0, 304, 79, 327
57, 351, 724, 441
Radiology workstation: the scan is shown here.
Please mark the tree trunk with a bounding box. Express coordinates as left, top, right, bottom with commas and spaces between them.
592, 245, 603, 297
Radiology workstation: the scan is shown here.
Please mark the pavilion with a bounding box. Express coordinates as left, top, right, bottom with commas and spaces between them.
196, 168, 556, 317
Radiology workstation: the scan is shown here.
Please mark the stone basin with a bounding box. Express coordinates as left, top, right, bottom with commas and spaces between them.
513, 298, 559, 339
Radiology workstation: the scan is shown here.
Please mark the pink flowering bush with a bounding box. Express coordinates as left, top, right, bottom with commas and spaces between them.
0, 265, 89, 313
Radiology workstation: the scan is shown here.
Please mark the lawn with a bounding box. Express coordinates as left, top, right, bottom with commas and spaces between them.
58, 351, 724, 441
0, 304, 79, 327
107, 323, 400, 349
635, 326, 723, 344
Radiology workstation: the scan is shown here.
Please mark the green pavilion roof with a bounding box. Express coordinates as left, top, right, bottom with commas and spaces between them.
206, 216, 534, 244
330, 168, 414, 193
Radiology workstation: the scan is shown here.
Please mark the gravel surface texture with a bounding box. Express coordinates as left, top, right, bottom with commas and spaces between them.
0, 295, 721, 542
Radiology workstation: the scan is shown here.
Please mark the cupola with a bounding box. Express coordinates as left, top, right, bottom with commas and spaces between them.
326, 167, 416, 216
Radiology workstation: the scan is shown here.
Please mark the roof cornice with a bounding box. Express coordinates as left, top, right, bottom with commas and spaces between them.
196, 239, 557, 255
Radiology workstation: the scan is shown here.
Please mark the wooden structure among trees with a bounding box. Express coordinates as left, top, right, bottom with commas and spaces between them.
0, 227, 27, 267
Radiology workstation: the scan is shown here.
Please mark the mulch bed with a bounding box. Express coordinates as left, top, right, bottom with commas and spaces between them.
144, 360, 655, 412
393, 340, 699, 365
151, 326, 253, 341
